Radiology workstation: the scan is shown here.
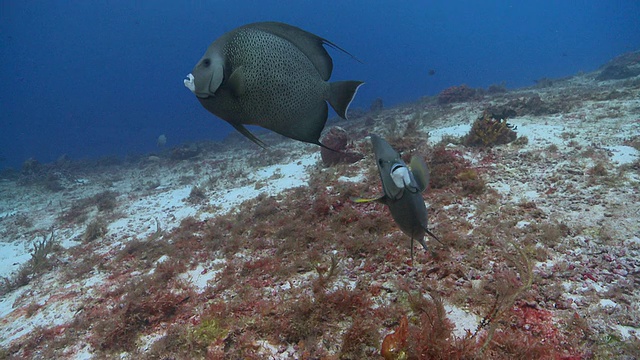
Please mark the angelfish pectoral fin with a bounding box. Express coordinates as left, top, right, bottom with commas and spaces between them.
409, 156, 430, 192
231, 123, 267, 149
228, 66, 247, 97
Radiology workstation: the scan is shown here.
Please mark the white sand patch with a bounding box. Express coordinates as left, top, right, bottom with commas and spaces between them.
509, 119, 565, 148
338, 172, 366, 184
616, 325, 640, 341
605, 145, 639, 165
180, 260, 225, 292
599, 299, 617, 309
109, 186, 198, 237
256, 339, 296, 359
487, 181, 510, 194
486, 179, 540, 204
0, 241, 31, 278
0, 289, 76, 346
208, 153, 318, 214
0, 286, 26, 323
444, 303, 479, 338
138, 332, 165, 354
429, 124, 470, 143
0, 270, 107, 347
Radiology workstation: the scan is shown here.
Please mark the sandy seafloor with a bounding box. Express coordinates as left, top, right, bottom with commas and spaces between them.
1, 60, 639, 359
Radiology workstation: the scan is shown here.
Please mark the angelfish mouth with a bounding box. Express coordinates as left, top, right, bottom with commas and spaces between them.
184, 73, 212, 98
184, 73, 196, 93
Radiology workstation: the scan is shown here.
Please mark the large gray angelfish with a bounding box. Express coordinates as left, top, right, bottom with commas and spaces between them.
184, 22, 364, 148
355, 134, 441, 261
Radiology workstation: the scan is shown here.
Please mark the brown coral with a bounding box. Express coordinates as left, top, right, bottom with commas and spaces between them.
320, 126, 364, 166
463, 111, 517, 147
437, 84, 483, 104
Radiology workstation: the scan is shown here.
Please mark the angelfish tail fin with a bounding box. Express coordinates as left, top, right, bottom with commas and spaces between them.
328, 81, 364, 119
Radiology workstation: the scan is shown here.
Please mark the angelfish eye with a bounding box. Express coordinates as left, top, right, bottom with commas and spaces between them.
202, 58, 211, 67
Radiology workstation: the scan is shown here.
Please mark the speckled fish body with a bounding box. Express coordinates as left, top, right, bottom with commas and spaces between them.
185, 22, 363, 148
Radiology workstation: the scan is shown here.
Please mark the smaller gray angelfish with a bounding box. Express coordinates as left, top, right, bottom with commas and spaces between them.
184, 22, 364, 149
355, 134, 440, 261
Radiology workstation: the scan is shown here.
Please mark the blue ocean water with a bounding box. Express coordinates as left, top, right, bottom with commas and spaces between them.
1, 1, 638, 171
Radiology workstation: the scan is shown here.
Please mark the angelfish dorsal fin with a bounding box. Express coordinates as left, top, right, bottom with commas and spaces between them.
245, 22, 360, 81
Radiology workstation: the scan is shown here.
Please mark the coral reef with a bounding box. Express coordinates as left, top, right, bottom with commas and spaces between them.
369, 97, 384, 112
487, 93, 567, 117
17, 158, 72, 192
596, 64, 640, 81
320, 126, 365, 166
170, 143, 201, 160
487, 82, 508, 94
596, 50, 640, 81
437, 84, 483, 104
463, 110, 518, 147
83, 218, 107, 242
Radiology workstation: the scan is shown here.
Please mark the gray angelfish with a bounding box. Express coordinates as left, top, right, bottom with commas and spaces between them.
184, 21, 364, 149
355, 134, 440, 261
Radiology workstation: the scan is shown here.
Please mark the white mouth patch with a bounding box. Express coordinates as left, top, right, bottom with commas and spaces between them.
184, 73, 195, 93
391, 164, 411, 188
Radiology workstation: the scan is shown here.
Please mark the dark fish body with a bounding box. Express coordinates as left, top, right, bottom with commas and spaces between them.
185, 22, 363, 148
385, 187, 430, 245
357, 134, 438, 260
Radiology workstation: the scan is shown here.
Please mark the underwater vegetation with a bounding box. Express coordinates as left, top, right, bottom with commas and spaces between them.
463, 110, 518, 147
170, 143, 201, 161
427, 146, 485, 196
58, 190, 119, 225
437, 84, 483, 104
0, 228, 58, 297
5, 139, 601, 359
17, 158, 72, 192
